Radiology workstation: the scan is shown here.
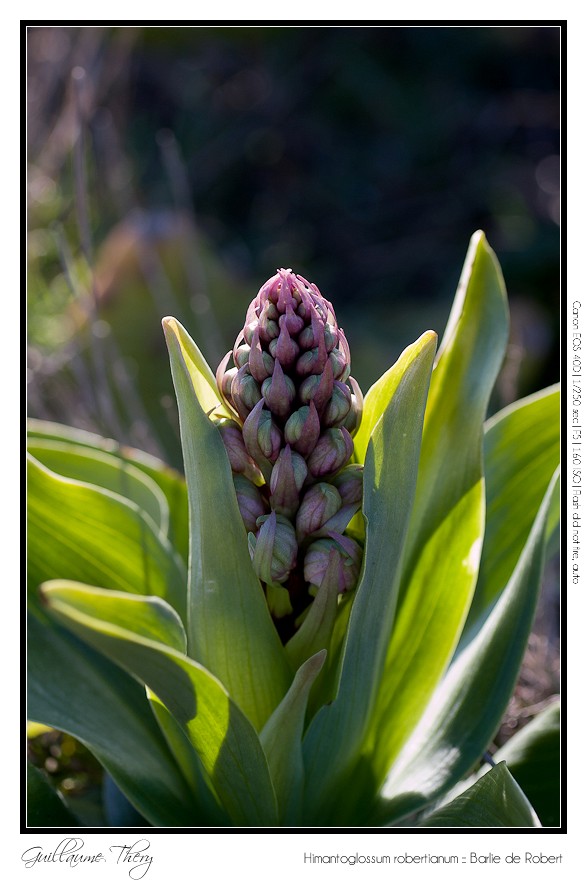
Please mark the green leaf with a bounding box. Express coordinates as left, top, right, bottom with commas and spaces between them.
40, 581, 187, 652
27, 438, 169, 535
27, 762, 80, 827
260, 650, 326, 824
147, 690, 229, 825
367, 231, 510, 782
418, 762, 540, 828
302, 331, 437, 821
492, 701, 560, 828
375, 469, 558, 825
285, 565, 339, 672
27, 454, 187, 622
41, 581, 278, 826
27, 418, 189, 565
466, 384, 560, 626
163, 317, 291, 730
161, 315, 233, 420
27, 613, 201, 827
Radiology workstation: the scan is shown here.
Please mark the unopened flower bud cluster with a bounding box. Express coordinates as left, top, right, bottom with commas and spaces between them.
215, 269, 364, 632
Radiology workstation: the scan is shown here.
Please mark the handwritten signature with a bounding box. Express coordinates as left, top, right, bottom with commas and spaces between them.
21, 838, 153, 880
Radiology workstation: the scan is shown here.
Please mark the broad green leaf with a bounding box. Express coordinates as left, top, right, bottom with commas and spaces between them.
27, 418, 189, 564
367, 231, 509, 781
466, 384, 560, 626
161, 315, 233, 419
41, 581, 278, 826
418, 762, 540, 828
375, 469, 558, 825
260, 650, 326, 824
27, 762, 80, 827
491, 701, 560, 828
302, 332, 437, 821
27, 454, 186, 622
164, 317, 291, 730
102, 773, 149, 826
147, 690, 229, 825
40, 581, 187, 652
28, 437, 169, 535
27, 613, 201, 827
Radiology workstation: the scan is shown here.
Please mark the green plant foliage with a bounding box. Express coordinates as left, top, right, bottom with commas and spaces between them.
418, 763, 540, 828
27, 233, 560, 828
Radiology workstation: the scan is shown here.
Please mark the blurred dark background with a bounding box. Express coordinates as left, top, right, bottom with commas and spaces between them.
27, 24, 560, 469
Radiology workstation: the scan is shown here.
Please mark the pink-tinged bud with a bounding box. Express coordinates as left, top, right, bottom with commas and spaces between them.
243, 319, 259, 345
330, 464, 363, 506
298, 360, 334, 415
258, 300, 280, 342
232, 474, 267, 533
216, 351, 238, 412
261, 359, 296, 418
296, 345, 329, 377
282, 302, 305, 335
307, 427, 353, 478
323, 322, 339, 353
284, 401, 321, 456
304, 533, 362, 593
323, 380, 352, 427
216, 419, 264, 484
231, 365, 262, 420
328, 347, 350, 381
298, 309, 322, 349
248, 327, 275, 383
248, 511, 297, 584
295, 482, 342, 542
315, 502, 361, 538
269, 444, 308, 517
234, 343, 251, 368
268, 316, 300, 368
242, 399, 282, 481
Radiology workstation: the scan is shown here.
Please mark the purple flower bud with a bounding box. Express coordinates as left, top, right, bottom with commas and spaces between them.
304, 533, 362, 593
216, 351, 238, 412
295, 482, 342, 542
282, 302, 305, 335
323, 322, 339, 353
307, 427, 354, 478
258, 300, 280, 342
268, 316, 300, 368
261, 359, 296, 419
330, 464, 363, 506
298, 360, 334, 415
269, 444, 308, 517
216, 419, 264, 484
231, 365, 262, 420
233, 474, 267, 533
248, 327, 275, 383
328, 347, 350, 381
243, 319, 259, 345
284, 401, 321, 457
242, 399, 282, 481
323, 380, 353, 427
234, 343, 251, 368
248, 511, 297, 584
